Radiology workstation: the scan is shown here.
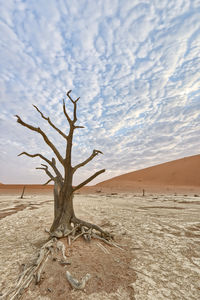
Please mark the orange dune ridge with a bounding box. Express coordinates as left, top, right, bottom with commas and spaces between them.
0, 184, 54, 195
0, 155, 199, 195
94, 154, 200, 194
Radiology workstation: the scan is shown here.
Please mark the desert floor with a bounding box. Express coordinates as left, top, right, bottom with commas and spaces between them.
0, 192, 200, 299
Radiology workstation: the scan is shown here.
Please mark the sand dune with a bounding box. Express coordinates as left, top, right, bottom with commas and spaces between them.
0, 155, 199, 195
95, 154, 200, 194
0, 184, 53, 195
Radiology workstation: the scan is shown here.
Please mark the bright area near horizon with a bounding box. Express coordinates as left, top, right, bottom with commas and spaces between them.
0, 0, 200, 185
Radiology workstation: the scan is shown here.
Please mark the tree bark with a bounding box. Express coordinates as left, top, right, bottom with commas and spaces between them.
50, 182, 74, 237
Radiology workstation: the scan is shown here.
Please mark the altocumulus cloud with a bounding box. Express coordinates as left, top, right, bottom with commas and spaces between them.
0, 0, 200, 184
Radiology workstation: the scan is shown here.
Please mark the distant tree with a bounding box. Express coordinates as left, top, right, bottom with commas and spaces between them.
15, 90, 110, 239
20, 185, 26, 199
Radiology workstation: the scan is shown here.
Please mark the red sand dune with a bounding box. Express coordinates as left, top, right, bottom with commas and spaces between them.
0, 155, 199, 195
94, 154, 200, 194
0, 184, 54, 195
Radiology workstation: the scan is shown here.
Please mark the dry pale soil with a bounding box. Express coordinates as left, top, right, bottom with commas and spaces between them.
0, 192, 200, 299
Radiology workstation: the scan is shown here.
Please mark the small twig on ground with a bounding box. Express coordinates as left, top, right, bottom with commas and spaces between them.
110, 241, 125, 251
59, 260, 71, 265
92, 233, 124, 250
96, 242, 110, 254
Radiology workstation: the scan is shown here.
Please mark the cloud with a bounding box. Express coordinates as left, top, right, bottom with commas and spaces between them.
0, 0, 200, 184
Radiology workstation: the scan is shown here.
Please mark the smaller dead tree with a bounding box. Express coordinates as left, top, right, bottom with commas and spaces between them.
15, 90, 111, 241
20, 186, 26, 199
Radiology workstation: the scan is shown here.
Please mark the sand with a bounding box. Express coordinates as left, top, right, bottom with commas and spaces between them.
95, 154, 200, 194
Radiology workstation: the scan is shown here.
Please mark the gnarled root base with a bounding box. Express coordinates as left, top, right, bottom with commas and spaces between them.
71, 216, 113, 240
49, 215, 114, 242
49, 222, 73, 238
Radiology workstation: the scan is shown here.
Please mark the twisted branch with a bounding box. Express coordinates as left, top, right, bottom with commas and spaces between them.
18, 152, 63, 182
36, 164, 60, 186
66, 90, 80, 124
63, 90, 84, 136
36, 164, 55, 180
33, 105, 68, 140
73, 149, 103, 173
73, 169, 106, 191
15, 115, 64, 165
63, 99, 72, 124
43, 178, 53, 185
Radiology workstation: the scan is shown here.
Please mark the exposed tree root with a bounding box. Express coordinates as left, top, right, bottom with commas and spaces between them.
56, 240, 67, 260
71, 216, 113, 240
1, 239, 56, 300
49, 215, 114, 241
92, 233, 125, 251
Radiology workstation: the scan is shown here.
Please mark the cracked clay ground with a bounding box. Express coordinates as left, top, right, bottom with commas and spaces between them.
0, 192, 200, 299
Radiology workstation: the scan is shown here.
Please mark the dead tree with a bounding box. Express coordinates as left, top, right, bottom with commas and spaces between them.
15, 90, 109, 239
20, 185, 26, 199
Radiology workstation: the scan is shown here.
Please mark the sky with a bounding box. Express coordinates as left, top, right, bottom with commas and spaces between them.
0, 0, 200, 185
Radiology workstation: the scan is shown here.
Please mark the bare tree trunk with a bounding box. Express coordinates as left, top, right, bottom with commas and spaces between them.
50, 184, 74, 237
20, 186, 26, 199
53, 181, 61, 221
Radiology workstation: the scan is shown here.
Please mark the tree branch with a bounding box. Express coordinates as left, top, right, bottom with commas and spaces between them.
43, 178, 53, 186
73, 150, 103, 173
73, 102, 77, 123
74, 125, 85, 129
33, 105, 68, 140
66, 90, 80, 123
18, 152, 63, 182
51, 157, 63, 182
63, 99, 72, 124
15, 115, 64, 165
36, 164, 55, 181
73, 169, 105, 192
66, 90, 80, 104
